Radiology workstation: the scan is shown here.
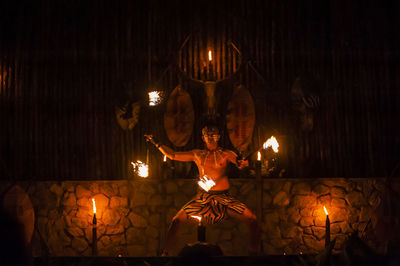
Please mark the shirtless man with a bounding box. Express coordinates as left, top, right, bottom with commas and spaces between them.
145, 124, 261, 256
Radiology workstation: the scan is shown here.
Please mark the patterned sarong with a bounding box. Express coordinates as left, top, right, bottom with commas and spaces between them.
182, 190, 247, 224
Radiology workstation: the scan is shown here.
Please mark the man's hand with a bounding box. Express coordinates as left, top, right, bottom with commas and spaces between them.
144, 134, 153, 142
237, 159, 249, 170
144, 134, 161, 148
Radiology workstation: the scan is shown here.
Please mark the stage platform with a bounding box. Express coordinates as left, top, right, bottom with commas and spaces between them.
32, 254, 400, 266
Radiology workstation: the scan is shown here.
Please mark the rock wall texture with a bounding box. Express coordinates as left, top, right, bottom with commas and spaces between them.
0, 178, 396, 257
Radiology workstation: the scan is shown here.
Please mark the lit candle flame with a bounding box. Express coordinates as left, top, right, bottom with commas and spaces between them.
148, 91, 162, 106
92, 198, 96, 214
208, 50, 212, 61
163, 155, 167, 162
323, 206, 328, 216
198, 175, 215, 192
257, 151, 261, 161
131, 160, 149, 178
191, 215, 202, 223
263, 136, 279, 153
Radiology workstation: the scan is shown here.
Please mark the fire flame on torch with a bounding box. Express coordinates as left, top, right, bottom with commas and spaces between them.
323, 206, 328, 215
198, 175, 215, 192
263, 136, 279, 153
148, 91, 162, 106
131, 160, 149, 178
163, 155, 167, 162
92, 198, 96, 214
208, 50, 212, 61
257, 151, 261, 161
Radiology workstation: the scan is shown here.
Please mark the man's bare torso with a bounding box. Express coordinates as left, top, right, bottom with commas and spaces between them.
193, 148, 237, 191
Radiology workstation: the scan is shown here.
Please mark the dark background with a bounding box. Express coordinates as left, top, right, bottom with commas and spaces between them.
0, 0, 398, 180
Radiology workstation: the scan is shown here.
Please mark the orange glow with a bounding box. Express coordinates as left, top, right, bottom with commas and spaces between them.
198, 175, 215, 191
263, 136, 279, 153
163, 155, 167, 162
257, 151, 261, 161
323, 206, 328, 215
191, 215, 202, 223
208, 50, 212, 61
131, 161, 149, 178
92, 198, 96, 214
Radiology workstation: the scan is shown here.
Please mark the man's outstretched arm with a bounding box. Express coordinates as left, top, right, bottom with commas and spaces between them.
144, 135, 194, 162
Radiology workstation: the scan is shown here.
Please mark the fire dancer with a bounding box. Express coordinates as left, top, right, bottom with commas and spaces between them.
145, 124, 261, 256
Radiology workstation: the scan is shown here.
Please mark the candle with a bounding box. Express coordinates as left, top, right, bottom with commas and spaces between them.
324, 206, 330, 247
208, 50, 213, 80
92, 198, 98, 256
192, 215, 206, 242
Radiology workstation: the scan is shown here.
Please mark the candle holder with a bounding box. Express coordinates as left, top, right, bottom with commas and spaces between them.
197, 220, 206, 242
324, 206, 330, 248
92, 213, 98, 256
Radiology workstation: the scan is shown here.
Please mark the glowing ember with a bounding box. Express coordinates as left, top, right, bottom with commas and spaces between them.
257, 151, 261, 161
208, 50, 212, 61
92, 198, 96, 214
198, 175, 215, 192
191, 215, 202, 223
131, 160, 149, 178
263, 136, 279, 153
323, 206, 328, 215
148, 91, 162, 106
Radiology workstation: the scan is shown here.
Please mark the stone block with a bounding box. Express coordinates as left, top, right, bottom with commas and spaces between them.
293, 195, 316, 208
368, 190, 381, 207
331, 186, 347, 198
76, 185, 92, 199
128, 212, 147, 228
92, 193, 110, 210
145, 226, 159, 239
304, 227, 313, 235
331, 223, 341, 234
71, 237, 88, 253
110, 196, 128, 208
99, 183, 115, 197
62, 192, 76, 207
148, 194, 163, 207
281, 225, 302, 239
102, 209, 120, 226
288, 208, 301, 223
311, 226, 325, 240
282, 181, 292, 193
300, 208, 313, 217
126, 228, 147, 245
105, 224, 124, 235
50, 183, 63, 197
273, 191, 290, 206
331, 197, 347, 207
299, 217, 314, 227
67, 227, 84, 237
77, 197, 90, 208
130, 192, 148, 206
313, 184, 330, 195
330, 207, 348, 223
119, 184, 130, 197
292, 182, 311, 194
317, 194, 331, 205
346, 191, 367, 208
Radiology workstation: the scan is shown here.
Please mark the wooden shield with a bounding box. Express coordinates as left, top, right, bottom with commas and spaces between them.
164, 85, 195, 147
2, 185, 35, 244
226, 84, 255, 153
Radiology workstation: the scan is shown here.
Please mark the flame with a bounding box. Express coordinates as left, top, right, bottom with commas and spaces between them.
208, 50, 212, 61
323, 206, 328, 215
148, 91, 162, 106
131, 160, 149, 178
191, 215, 202, 223
257, 151, 261, 161
198, 175, 215, 192
163, 155, 167, 162
263, 136, 279, 153
92, 198, 96, 214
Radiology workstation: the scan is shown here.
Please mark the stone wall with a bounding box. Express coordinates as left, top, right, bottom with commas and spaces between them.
0, 178, 396, 257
